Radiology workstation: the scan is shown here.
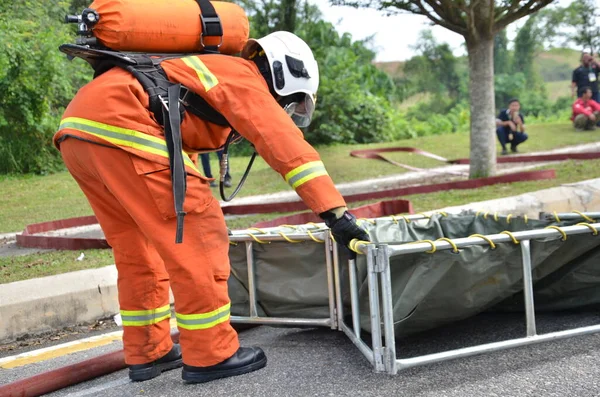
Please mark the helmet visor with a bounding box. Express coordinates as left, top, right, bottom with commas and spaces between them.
283, 93, 315, 128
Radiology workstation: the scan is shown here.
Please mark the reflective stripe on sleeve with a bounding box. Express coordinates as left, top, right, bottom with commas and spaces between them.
120, 304, 171, 327
181, 56, 218, 92
284, 161, 329, 189
59, 117, 199, 173
175, 302, 231, 330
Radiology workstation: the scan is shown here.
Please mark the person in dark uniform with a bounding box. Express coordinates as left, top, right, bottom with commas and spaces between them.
496, 98, 528, 155
572, 53, 600, 101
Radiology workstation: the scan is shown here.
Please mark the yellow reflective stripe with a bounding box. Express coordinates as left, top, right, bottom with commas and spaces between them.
120, 304, 171, 327
176, 302, 230, 330
181, 56, 218, 92
59, 117, 199, 173
284, 161, 329, 189
120, 304, 171, 317
122, 313, 171, 327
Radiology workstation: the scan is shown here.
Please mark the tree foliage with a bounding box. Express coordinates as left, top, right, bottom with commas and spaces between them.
494, 29, 510, 75
0, 1, 91, 174
242, 0, 400, 144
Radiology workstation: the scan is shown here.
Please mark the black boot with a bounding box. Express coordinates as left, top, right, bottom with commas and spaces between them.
129, 344, 183, 382
182, 347, 267, 384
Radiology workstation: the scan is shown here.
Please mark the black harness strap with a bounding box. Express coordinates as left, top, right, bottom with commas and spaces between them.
195, 0, 223, 53
163, 84, 188, 244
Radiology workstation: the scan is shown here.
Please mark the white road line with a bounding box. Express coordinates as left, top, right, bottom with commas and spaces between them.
64, 377, 131, 396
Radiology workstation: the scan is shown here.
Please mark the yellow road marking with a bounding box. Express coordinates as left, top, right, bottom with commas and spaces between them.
0, 318, 178, 369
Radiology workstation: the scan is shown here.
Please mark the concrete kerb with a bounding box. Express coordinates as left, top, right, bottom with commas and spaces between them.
2, 178, 600, 344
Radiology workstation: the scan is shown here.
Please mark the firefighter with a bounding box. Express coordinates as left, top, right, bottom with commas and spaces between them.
54, 31, 369, 384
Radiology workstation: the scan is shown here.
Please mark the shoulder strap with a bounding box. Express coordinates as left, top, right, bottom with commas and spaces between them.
195, 0, 223, 53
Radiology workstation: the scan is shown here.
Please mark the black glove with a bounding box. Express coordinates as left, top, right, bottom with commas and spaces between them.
320, 207, 370, 252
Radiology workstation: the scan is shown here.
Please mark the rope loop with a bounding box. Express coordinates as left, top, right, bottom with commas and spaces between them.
573, 211, 595, 223
278, 232, 302, 243
500, 231, 519, 245
469, 234, 497, 250
576, 222, 599, 236
545, 225, 567, 241
436, 237, 459, 253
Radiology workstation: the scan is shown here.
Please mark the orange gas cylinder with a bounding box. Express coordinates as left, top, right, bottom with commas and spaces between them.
88, 0, 249, 54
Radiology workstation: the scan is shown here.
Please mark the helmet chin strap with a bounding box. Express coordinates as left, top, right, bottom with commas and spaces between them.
251, 55, 277, 98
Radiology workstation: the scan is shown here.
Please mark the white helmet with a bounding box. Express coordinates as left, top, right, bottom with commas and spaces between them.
242, 31, 319, 128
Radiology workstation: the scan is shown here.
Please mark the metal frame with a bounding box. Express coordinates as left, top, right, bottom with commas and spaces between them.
346, 221, 600, 374
228, 228, 338, 329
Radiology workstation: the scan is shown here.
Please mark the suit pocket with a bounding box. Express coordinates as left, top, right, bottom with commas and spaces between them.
131, 156, 212, 220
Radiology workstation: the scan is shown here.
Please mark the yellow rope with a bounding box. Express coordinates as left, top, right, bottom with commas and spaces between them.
493, 212, 499, 222
247, 233, 269, 244
359, 218, 376, 225
506, 214, 513, 224
437, 211, 448, 217
229, 241, 238, 246
307, 229, 324, 243
469, 234, 497, 249
248, 227, 267, 234
573, 210, 595, 223
417, 212, 431, 219
390, 215, 399, 224
436, 237, 459, 253
483, 211, 490, 220
394, 214, 411, 223
545, 226, 567, 241
553, 211, 561, 223
279, 224, 298, 230
500, 231, 519, 245
475, 211, 483, 218
524, 215, 528, 224
307, 222, 321, 229
349, 239, 370, 254
278, 232, 302, 243
576, 222, 599, 236
329, 231, 336, 243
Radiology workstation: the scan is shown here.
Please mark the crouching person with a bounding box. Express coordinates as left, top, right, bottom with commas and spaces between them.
572, 86, 600, 131
496, 98, 528, 155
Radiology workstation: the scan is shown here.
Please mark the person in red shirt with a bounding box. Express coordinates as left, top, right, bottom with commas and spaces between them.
572, 86, 600, 131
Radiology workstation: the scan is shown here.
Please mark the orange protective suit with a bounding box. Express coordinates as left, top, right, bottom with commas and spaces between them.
54, 54, 346, 366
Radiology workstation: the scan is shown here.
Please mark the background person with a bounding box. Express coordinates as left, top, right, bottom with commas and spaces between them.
572, 52, 600, 101
496, 98, 528, 155
572, 86, 600, 130
200, 150, 231, 188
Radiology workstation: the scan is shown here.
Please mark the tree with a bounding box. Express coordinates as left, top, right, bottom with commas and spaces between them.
404, 30, 461, 99
568, 0, 600, 54
513, 16, 539, 88
333, 0, 553, 178
494, 29, 510, 75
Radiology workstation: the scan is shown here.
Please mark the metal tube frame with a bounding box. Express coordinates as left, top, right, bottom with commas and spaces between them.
229, 230, 337, 328
343, 222, 600, 374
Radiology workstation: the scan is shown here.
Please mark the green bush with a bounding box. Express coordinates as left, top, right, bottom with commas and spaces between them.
0, 2, 91, 174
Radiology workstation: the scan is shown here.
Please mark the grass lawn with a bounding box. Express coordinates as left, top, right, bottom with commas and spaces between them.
3, 157, 600, 284
0, 250, 113, 284
1, 122, 597, 234
546, 80, 571, 101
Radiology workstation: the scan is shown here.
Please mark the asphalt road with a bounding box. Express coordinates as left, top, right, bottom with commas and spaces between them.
2, 310, 600, 397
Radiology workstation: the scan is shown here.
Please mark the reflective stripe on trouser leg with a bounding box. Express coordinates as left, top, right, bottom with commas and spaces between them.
176, 303, 231, 330
121, 304, 172, 326
58, 138, 174, 365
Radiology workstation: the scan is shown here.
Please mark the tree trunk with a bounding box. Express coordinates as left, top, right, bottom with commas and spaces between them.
466, 37, 496, 179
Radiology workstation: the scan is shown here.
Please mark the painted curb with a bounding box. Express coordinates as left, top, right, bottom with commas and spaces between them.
2, 178, 600, 343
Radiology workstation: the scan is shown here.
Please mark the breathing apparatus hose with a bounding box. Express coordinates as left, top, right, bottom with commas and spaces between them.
219, 130, 257, 202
